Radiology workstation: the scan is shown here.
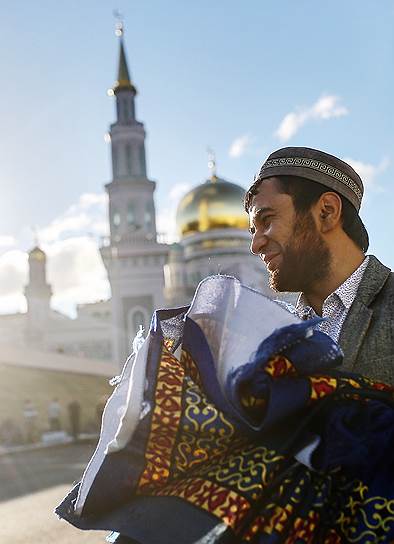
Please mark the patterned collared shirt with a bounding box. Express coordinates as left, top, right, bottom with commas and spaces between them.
295, 256, 370, 342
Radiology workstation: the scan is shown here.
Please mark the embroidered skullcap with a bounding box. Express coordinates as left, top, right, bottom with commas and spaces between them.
256, 147, 364, 211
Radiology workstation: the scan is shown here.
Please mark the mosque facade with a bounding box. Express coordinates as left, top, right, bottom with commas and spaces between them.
0, 32, 285, 368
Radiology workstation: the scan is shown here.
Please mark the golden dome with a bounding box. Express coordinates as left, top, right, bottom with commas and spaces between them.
176, 177, 249, 238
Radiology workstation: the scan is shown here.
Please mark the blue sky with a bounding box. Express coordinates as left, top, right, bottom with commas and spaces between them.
0, 1, 393, 315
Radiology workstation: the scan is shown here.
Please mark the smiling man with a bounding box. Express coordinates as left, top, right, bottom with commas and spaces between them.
245, 147, 394, 384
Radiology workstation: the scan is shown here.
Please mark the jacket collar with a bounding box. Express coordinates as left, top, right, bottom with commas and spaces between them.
349, 255, 391, 306
339, 255, 391, 370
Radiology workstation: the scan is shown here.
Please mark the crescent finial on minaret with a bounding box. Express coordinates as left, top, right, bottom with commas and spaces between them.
113, 9, 124, 36
207, 147, 218, 182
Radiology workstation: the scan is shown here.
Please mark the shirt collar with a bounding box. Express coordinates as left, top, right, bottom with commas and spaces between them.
296, 256, 369, 315
334, 256, 369, 309
296, 293, 316, 320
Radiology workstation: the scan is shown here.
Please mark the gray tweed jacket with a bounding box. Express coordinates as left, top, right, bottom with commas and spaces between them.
339, 255, 394, 385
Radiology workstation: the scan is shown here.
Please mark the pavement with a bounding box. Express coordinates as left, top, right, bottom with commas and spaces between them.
0, 484, 108, 543
0, 438, 99, 502
0, 432, 99, 457
0, 439, 109, 542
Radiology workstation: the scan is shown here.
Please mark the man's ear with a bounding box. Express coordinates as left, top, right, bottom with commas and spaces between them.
313, 192, 342, 233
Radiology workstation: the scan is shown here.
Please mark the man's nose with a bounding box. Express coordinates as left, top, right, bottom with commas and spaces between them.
250, 232, 267, 256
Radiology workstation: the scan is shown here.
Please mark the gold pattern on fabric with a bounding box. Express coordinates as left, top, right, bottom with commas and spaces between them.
181, 349, 202, 386
138, 345, 184, 490
198, 441, 284, 496
287, 511, 320, 541
136, 344, 289, 531
173, 379, 236, 475
136, 343, 253, 530
257, 503, 294, 535
242, 469, 346, 542
336, 480, 394, 543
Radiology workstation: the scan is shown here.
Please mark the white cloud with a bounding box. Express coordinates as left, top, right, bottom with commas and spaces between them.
36, 193, 110, 314
157, 206, 177, 243
0, 191, 110, 316
169, 183, 191, 202
157, 183, 191, 242
342, 157, 389, 190
46, 236, 107, 290
39, 192, 109, 244
275, 95, 348, 142
0, 250, 28, 314
0, 235, 16, 248
229, 134, 253, 158
0, 293, 26, 315
0, 238, 110, 317
78, 193, 107, 208
48, 236, 110, 317
0, 250, 28, 297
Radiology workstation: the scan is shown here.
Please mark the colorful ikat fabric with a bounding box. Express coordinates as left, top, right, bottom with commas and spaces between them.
56, 297, 394, 543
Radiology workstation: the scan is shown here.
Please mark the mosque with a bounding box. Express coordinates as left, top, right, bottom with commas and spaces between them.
0, 30, 284, 368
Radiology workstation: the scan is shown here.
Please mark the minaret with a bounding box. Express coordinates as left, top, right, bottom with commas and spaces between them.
24, 246, 52, 348
101, 22, 167, 366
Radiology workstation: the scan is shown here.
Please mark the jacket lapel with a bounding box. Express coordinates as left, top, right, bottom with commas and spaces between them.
339, 255, 391, 370
339, 300, 372, 370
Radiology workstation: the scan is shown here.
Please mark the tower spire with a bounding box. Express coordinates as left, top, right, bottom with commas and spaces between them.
109, 14, 138, 126
112, 12, 136, 95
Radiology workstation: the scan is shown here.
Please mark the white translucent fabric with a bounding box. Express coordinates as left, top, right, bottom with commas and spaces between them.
187, 275, 299, 392
74, 335, 150, 515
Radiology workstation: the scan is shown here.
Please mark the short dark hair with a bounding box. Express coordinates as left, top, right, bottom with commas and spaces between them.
244, 175, 369, 252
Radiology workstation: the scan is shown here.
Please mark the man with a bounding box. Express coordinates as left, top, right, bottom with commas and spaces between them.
68, 399, 81, 441
23, 399, 38, 443
48, 398, 61, 432
245, 146, 394, 384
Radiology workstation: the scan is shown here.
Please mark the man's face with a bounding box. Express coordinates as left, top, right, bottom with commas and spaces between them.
248, 177, 331, 292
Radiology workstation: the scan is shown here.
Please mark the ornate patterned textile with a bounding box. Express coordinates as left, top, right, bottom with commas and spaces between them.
56, 277, 394, 543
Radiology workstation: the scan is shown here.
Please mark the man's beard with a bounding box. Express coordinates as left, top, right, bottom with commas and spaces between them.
269, 211, 331, 293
